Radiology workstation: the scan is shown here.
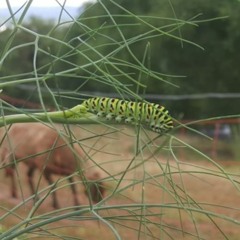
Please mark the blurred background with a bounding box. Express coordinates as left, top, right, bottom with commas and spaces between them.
1, 1, 240, 239
1, 0, 240, 119
1, 0, 240, 160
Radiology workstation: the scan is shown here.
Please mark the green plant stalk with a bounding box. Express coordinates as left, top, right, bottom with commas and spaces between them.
0, 104, 98, 127
2, 203, 240, 240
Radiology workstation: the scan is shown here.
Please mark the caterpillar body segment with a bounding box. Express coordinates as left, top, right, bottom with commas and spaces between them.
82, 97, 173, 134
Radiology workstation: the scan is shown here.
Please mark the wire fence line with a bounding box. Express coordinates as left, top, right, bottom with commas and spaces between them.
67, 92, 240, 100
14, 84, 240, 100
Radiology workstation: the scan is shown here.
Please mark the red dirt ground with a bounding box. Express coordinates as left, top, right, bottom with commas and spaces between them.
1, 126, 240, 239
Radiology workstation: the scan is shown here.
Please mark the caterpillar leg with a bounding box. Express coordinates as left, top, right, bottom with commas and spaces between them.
106, 113, 115, 120
97, 111, 106, 118
154, 125, 165, 134
125, 117, 134, 124
115, 115, 125, 122
150, 121, 155, 129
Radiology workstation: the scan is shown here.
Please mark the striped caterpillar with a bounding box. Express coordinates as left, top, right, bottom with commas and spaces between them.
82, 97, 173, 134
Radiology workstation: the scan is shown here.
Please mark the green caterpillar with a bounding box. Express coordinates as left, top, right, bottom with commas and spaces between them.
82, 97, 173, 134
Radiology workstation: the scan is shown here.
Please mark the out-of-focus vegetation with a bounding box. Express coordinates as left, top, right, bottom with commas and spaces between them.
1, 0, 240, 119
1, 2, 240, 239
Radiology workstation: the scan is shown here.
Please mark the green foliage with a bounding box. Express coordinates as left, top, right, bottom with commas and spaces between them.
0, 16, 67, 103
73, 0, 240, 119
1, 2, 240, 240
0, 224, 21, 239
1, 0, 240, 118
